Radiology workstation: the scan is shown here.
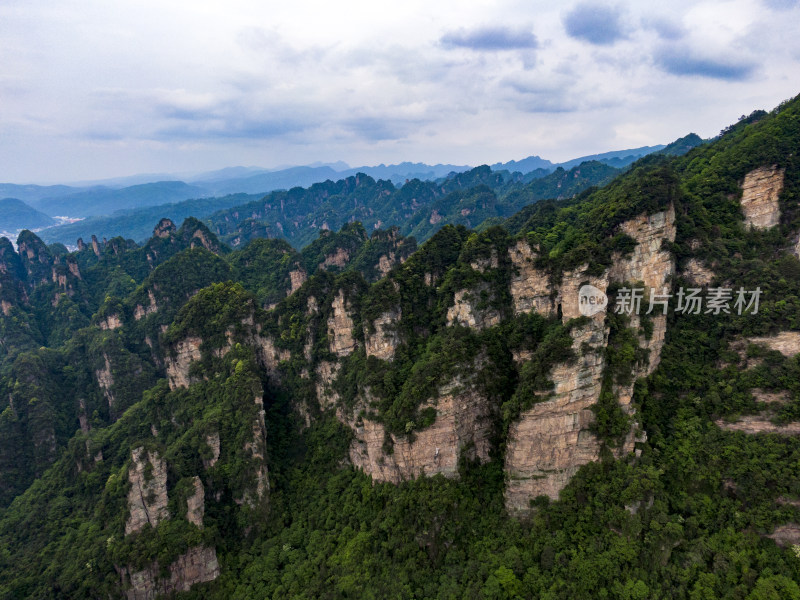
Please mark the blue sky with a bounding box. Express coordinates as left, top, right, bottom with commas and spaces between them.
1, 0, 799, 183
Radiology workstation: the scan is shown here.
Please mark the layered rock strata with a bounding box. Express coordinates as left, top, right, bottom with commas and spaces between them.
504, 205, 675, 511
740, 165, 784, 229
120, 546, 220, 600
364, 308, 401, 361
125, 448, 169, 535
348, 378, 492, 483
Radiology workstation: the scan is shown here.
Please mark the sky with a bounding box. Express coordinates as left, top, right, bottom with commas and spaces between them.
1, 0, 799, 184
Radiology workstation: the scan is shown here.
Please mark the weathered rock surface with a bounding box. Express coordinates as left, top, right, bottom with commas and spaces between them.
364, 308, 401, 361
99, 314, 123, 330
446, 287, 501, 330
186, 476, 204, 528
752, 389, 791, 404
349, 379, 491, 483
748, 331, 800, 357
125, 448, 169, 536
608, 204, 676, 291
508, 240, 553, 316
153, 218, 176, 238
327, 290, 356, 356
133, 290, 158, 321
715, 416, 800, 435
121, 545, 220, 600
95, 354, 115, 409
288, 268, 307, 295
377, 253, 396, 277
320, 247, 349, 270
315, 361, 340, 409
504, 206, 675, 511
765, 524, 800, 548
505, 317, 611, 509
166, 336, 203, 390
203, 432, 221, 469
683, 258, 715, 286
251, 333, 291, 374
239, 395, 269, 507
740, 165, 784, 229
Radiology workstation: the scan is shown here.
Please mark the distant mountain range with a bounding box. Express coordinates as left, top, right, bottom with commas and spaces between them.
0, 198, 55, 232
1, 137, 705, 241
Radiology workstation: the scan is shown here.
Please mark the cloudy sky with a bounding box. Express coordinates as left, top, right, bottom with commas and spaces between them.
1, 0, 799, 183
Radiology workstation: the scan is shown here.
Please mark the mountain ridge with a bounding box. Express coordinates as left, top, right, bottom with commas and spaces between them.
0, 96, 797, 598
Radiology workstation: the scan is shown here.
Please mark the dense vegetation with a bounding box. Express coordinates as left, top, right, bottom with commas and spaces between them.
0, 96, 797, 599
203, 161, 623, 250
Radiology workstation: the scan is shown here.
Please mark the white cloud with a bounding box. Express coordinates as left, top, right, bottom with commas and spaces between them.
0, 0, 798, 182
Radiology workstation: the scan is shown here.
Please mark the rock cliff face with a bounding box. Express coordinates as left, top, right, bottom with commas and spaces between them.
740, 165, 785, 229
239, 394, 269, 508
203, 432, 220, 469
289, 268, 307, 295
509, 240, 553, 316
120, 546, 220, 600
504, 205, 675, 511
715, 416, 800, 435
186, 476, 205, 528
327, 290, 356, 356
99, 314, 123, 330
315, 361, 340, 409
320, 247, 350, 270
747, 331, 800, 357
125, 448, 169, 535
133, 290, 158, 321
446, 287, 502, 330
364, 308, 401, 361
348, 377, 492, 483
251, 333, 291, 374
683, 258, 715, 286
505, 317, 611, 509
165, 337, 203, 390
95, 354, 115, 410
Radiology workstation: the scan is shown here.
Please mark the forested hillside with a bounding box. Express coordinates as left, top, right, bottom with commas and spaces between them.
204, 160, 621, 249
0, 96, 798, 599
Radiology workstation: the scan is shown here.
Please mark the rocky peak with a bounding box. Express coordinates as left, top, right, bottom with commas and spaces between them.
0, 237, 24, 280
91, 234, 103, 257
16, 230, 53, 284
154, 218, 177, 238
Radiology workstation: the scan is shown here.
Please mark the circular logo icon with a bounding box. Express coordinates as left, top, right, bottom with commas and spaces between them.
578, 284, 608, 317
